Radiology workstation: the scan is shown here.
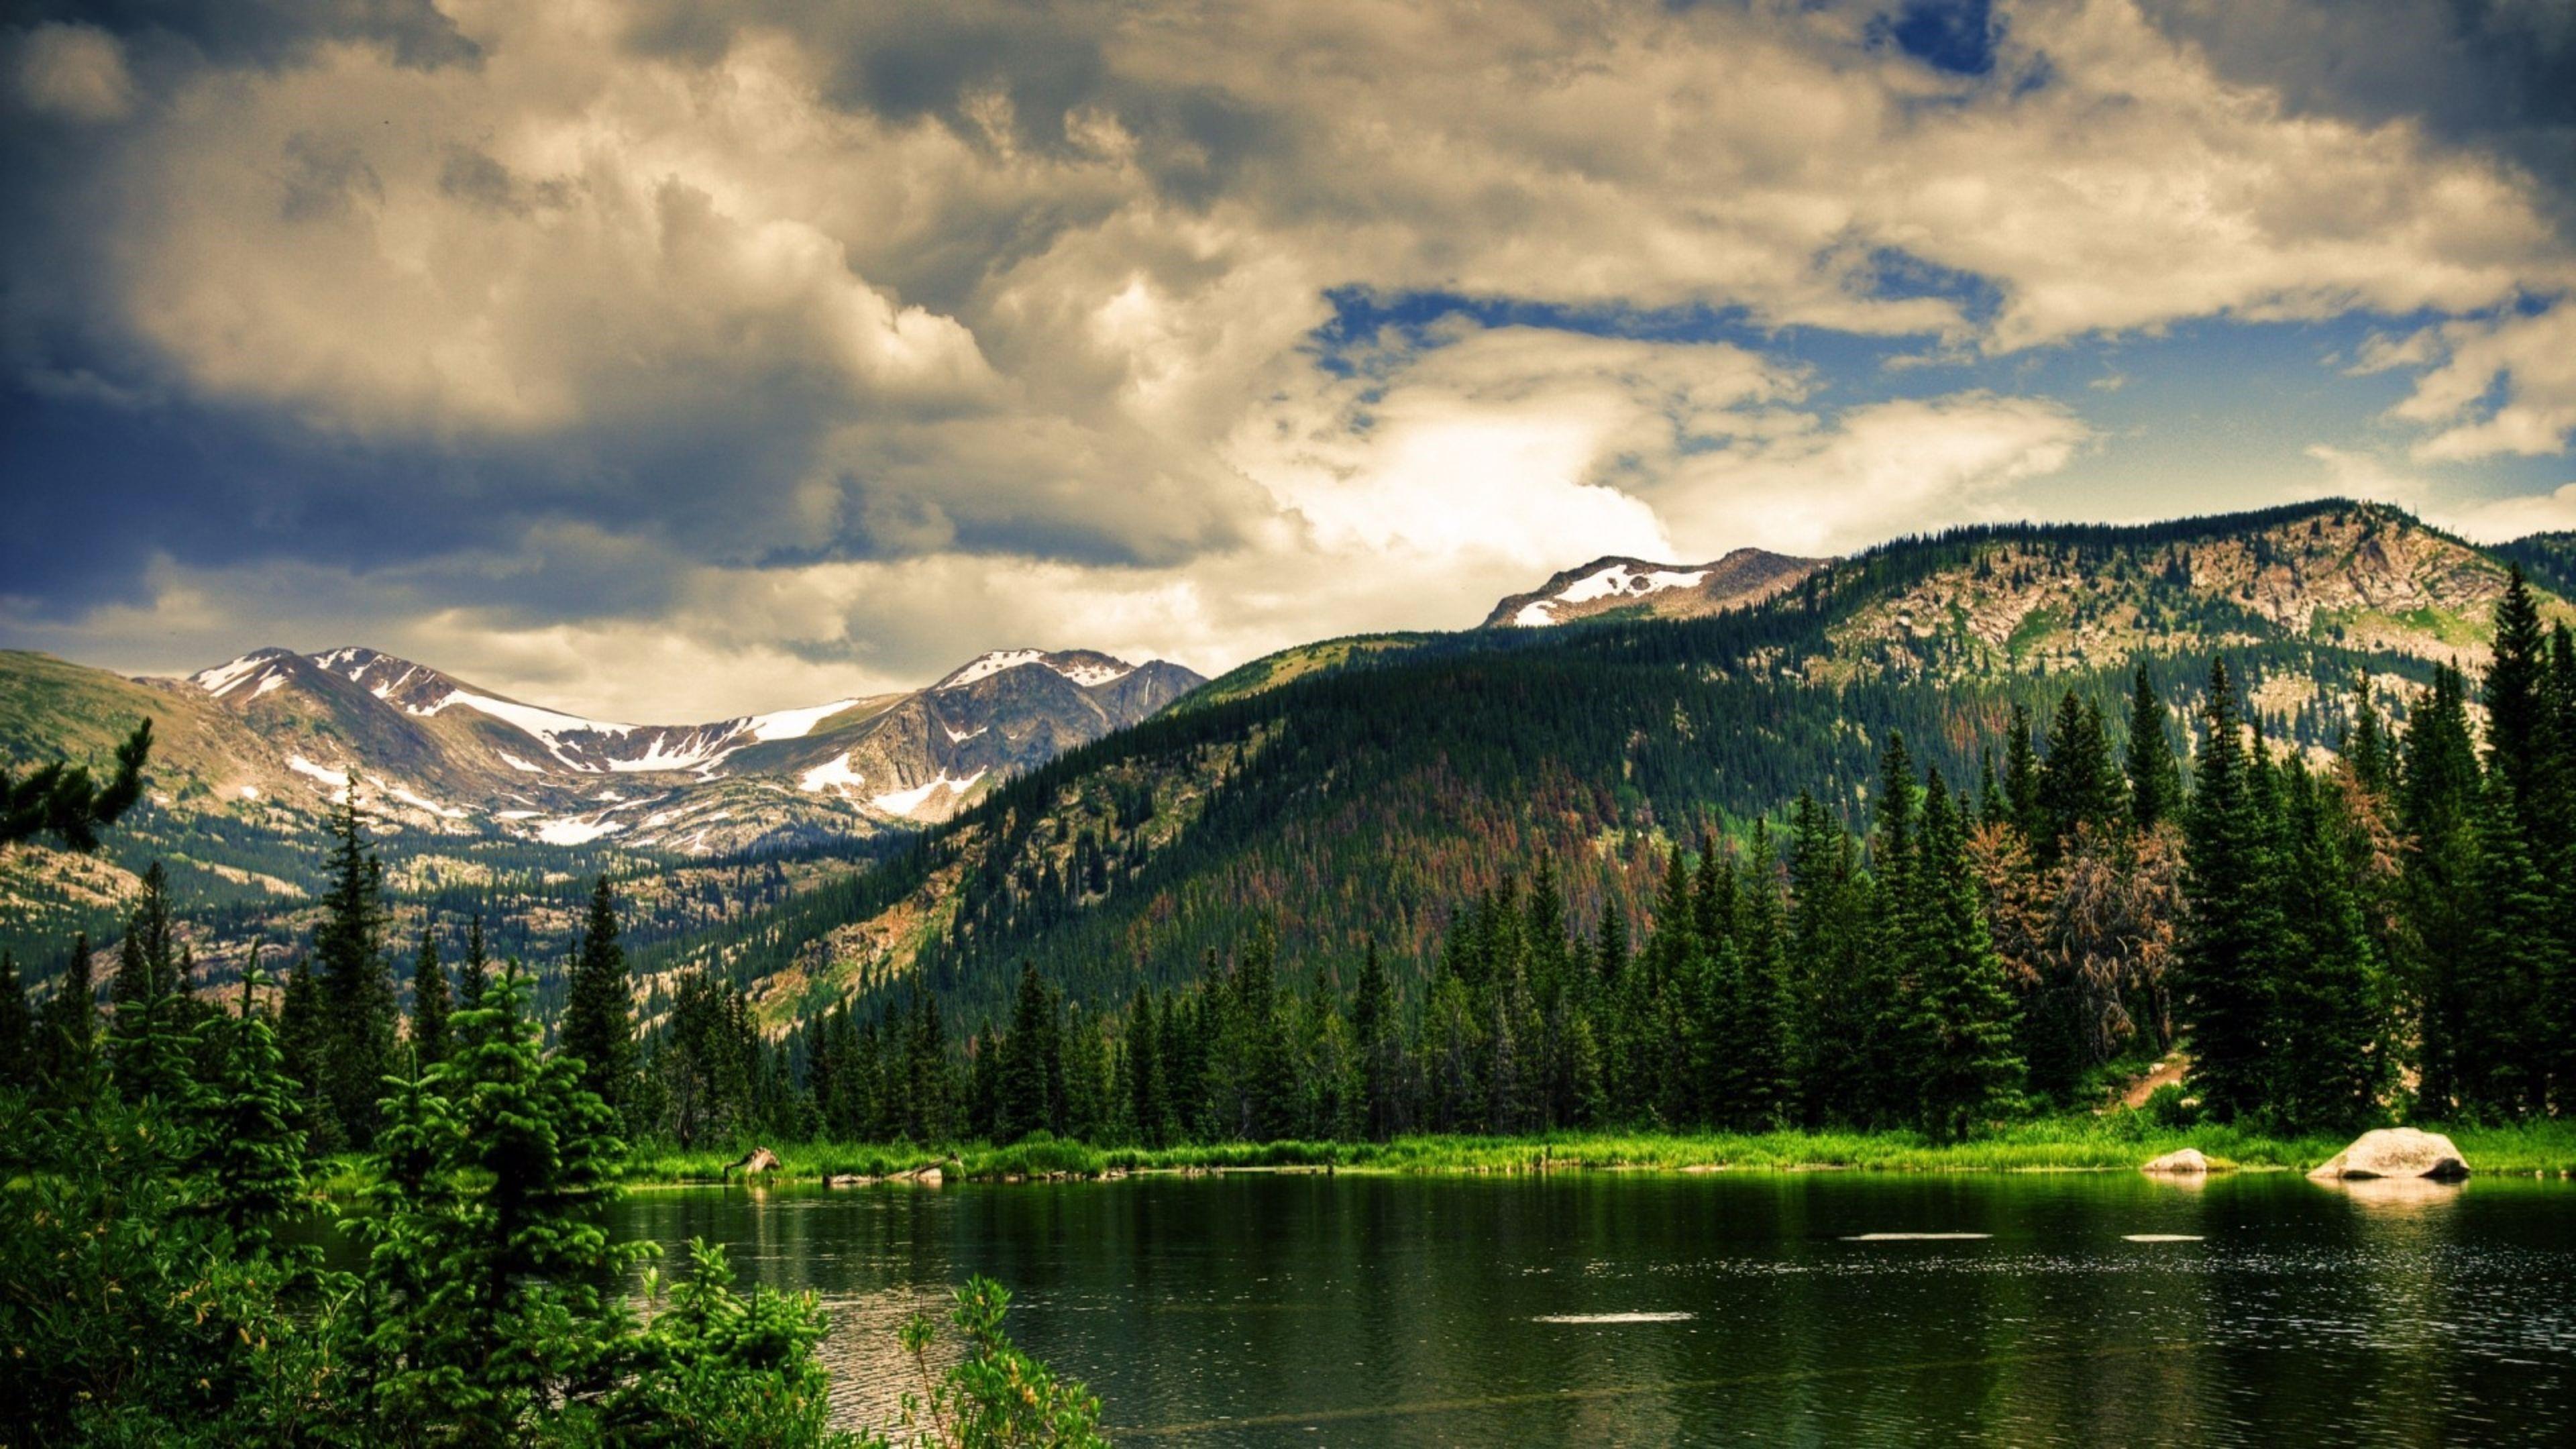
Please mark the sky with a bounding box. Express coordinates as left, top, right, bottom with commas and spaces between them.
3, 0, 2573, 722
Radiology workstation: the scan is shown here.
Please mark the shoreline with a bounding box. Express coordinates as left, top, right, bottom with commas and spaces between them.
317, 1120, 2576, 1192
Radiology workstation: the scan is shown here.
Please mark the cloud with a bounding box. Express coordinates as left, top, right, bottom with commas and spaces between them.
2383, 302, 2576, 462
2302, 442, 2576, 542
15, 23, 131, 121
3, 0, 2575, 706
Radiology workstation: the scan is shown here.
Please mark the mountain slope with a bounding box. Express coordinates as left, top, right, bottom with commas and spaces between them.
649, 499, 2555, 1030
1, 643, 1203, 965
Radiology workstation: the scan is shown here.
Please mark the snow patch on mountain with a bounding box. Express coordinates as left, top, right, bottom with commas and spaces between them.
536, 817, 624, 845
869, 771, 985, 818
385, 784, 470, 820
1052, 659, 1134, 686
798, 753, 865, 793
1513, 564, 1711, 627
936, 649, 1136, 691
938, 649, 1048, 688
497, 752, 546, 774
192, 651, 286, 696
744, 698, 859, 741
286, 755, 350, 790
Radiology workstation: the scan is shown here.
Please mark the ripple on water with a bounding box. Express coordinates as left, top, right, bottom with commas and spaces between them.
1532, 1311, 1697, 1324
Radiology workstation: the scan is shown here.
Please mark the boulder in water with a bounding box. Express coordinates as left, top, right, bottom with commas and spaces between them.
2141, 1148, 2210, 1174
914, 1165, 945, 1187
2306, 1128, 2468, 1181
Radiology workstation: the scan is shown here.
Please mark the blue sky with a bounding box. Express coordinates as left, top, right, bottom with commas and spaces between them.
2, 0, 2572, 719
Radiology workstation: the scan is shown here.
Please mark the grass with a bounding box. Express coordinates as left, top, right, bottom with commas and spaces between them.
318, 1116, 2576, 1190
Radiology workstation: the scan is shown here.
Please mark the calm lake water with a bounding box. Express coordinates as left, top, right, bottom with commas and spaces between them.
598, 1171, 2576, 1446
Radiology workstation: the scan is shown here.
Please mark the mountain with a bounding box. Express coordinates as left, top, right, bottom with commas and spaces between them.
635, 500, 2563, 1030
1481, 548, 1824, 628
1, 643, 1203, 963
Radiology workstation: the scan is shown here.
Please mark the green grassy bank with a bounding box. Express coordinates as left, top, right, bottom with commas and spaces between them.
555, 1116, 2576, 1187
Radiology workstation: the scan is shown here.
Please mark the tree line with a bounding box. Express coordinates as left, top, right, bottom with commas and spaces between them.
774, 572, 2575, 1146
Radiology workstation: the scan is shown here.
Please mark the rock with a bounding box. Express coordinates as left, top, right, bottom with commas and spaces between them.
823, 1173, 877, 1188
2306, 1128, 2469, 1181
2141, 1148, 2210, 1174
914, 1165, 944, 1187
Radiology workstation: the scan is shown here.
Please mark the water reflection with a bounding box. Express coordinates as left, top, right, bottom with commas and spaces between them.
597, 1173, 2576, 1446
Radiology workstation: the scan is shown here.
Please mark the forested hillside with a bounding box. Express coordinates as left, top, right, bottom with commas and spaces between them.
647, 500, 2536, 1032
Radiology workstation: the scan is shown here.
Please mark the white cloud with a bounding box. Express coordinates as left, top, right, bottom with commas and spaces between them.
9, 0, 2576, 702
2384, 302, 2576, 462
2303, 443, 2576, 542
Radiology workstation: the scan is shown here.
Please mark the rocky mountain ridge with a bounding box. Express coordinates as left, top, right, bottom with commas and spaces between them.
1481, 547, 1825, 629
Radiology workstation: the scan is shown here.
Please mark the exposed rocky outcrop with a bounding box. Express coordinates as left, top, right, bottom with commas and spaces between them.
2141, 1148, 2210, 1174
2306, 1128, 2469, 1181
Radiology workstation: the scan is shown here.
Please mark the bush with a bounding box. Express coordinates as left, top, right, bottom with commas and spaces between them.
871, 1277, 1106, 1448
2141, 1083, 2198, 1129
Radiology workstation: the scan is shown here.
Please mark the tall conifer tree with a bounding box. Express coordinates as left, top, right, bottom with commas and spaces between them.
2125, 663, 2182, 834
314, 790, 395, 1148
411, 932, 453, 1072
2179, 658, 2284, 1120
1910, 771, 2023, 1141
559, 878, 635, 1121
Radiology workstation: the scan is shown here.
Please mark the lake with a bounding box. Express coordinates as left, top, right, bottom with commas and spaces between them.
610, 1171, 2574, 1445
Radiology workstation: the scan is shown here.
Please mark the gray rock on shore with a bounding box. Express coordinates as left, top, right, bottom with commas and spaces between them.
2141, 1148, 2210, 1174
2306, 1128, 2469, 1181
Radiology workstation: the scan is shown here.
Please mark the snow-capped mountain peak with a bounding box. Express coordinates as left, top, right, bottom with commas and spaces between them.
934, 648, 1138, 691
189, 648, 299, 697
165, 641, 1205, 853
1481, 548, 1826, 629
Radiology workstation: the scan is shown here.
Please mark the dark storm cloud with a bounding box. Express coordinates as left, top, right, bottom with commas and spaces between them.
8, 0, 476, 69
3, 1, 2571, 716
2141, 0, 2576, 228
623, 0, 1283, 207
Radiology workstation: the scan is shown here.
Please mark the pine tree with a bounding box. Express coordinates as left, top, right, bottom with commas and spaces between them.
37, 933, 97, 1095
559, 877, 635, 1122
356, 964, 639, 1439
456, 915, 492, 1014
1122, 984, 1167, 1145
314, 790, 395, 1148
2485, 564, 2549, 797
1862, 734, 1925, 1126
1, 718, 150, 851
1729, 821, 1794, 1129
186, 966, 309, 1242
107, 862, 190, 1102
2125, 663, 2181, 835
275, 948, 334, 1149
1350, 940, 1401, 1140
1910, 771, 2023, 1141
999, 964, 1054, 1141
2461, 775, 2557, 1118
2400, 663, 2484, 1116
2001, 704, 2041, 844
411, 932, 453, 1072
2267, 761, 2392, 1132
2344, 672, 2392, 797
2178, 659, 2286, 1122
